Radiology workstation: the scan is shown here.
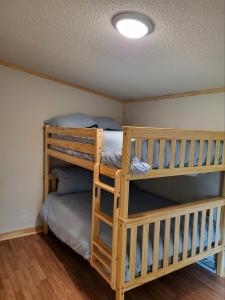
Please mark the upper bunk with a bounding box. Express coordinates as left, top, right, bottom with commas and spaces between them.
44, 125, 225, 180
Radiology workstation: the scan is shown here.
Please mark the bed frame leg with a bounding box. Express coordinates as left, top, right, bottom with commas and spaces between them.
216, 173, 225, 277
116, 288, 125, 300
216, 251, 225, 277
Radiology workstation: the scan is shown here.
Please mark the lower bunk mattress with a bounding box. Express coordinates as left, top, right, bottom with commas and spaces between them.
40, 188, 219, 281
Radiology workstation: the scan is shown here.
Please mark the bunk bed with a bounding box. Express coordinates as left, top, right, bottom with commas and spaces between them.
43, 124, 225, 300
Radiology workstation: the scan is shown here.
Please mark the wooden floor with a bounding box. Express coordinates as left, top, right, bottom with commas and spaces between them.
0, 232, 224, 300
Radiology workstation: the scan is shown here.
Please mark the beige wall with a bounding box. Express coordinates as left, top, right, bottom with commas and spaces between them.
125, 93, 225, 130
125, 93, 225, 202
0, 65, 122, 234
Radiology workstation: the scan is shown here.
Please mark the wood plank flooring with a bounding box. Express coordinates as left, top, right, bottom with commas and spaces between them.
0, 232, 224, 300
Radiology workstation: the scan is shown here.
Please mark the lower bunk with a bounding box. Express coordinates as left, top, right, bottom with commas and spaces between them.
40, 183, 225, 298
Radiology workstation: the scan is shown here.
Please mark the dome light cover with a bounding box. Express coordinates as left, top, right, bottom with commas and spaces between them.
112, 12, 154, 39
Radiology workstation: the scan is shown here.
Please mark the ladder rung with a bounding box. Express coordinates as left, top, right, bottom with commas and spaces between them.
95, 181, 115, 194
92, 260, 111, 284
95, 212, 113, 227
93, 249, 111, 271
93, 239, 112, 260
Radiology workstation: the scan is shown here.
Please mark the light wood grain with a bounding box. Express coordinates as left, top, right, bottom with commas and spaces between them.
130, 227, 137, 281
43, 126, 49, 234
163, 218, 171, 268
216, 173, 225, 277
125, 87, 225, 103
42, 124, 225, 299
182, 214, 190, 260
191, 212, 198, 257
47, 137, 95, 154
207, 208, 214, 250
199, 209, 206, 254
152, 221, 160, 271
173, 216, 180, 264
122, 196, 224, 291
141, 224, 149, 276
0, 226, 44, 241
147, 139, 154, 166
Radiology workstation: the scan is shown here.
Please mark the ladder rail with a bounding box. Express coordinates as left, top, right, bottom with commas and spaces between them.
91, 163, 121, 290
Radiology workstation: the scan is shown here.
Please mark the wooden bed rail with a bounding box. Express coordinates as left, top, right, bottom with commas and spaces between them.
43, 125, 103, 233
44, 125, 103, 170
121, 126, 225, 180
117, 196, 225, 293
124, 197, 225, 225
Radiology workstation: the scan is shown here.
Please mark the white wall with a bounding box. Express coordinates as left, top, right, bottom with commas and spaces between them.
125, 93, 225, 202
125, 93, 225, 130
0, 65, 122, 234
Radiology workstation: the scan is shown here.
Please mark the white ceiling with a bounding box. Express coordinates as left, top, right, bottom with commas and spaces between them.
0, 0, 224, 100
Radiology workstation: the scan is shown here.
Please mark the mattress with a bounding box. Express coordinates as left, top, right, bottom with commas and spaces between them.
40, 188, 220, 281
51, 131, 223, 174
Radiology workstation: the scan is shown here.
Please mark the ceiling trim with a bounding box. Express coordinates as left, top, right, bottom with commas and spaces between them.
125, 87, 225, 104
1, 59, 224, 104
0, 59, 121, 102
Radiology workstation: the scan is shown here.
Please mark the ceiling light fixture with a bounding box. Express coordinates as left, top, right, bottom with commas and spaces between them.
112, 12, 154, 39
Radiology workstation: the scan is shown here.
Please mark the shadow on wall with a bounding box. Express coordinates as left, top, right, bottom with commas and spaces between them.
134, 172, 221, 203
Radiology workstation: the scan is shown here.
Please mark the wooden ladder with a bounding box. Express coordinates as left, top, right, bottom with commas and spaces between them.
91, 164, 121, 289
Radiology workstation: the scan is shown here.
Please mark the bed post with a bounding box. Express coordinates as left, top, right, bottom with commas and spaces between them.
43, 125, 49, 234
95, 129, 103, 164
216, 171, 225, 277
116, 127, 131, 300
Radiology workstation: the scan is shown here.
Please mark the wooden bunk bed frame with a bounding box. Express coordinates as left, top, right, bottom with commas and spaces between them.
44, 125, 225, 300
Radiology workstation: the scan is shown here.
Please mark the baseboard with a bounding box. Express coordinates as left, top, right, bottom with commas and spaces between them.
0, 225, 44, 242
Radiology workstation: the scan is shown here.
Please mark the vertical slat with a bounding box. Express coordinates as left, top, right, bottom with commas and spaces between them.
216, 172, 225, 277
141, 224, 149, 276
111, 170, 121, 289
163, 218, 171, 268
189, 140, 195, 167
159, 140, 166, 169
179, 140, 186, 167
198, 140, 204, 166
130, 227, 137, 281
120, 127, 131, 220
169, 140, 176, 168
207, 208, 214, 250
216, 203, 225, 277
191, 212, 198, 257
135, 138, 142, 160
173, 216, 180, 264
182, 214, 190, 260
147, 139, 154, 166
152, 221, 160, 272
44, 126, 49, 234
199, 209, 206, 254
214, 140, 220, 165
44, 126, 49, 199
206, 140, 212, 166
222, 141, 225, 165
215, 206, 221, 248
117, 221, 127, 293
91, 164, 101, 264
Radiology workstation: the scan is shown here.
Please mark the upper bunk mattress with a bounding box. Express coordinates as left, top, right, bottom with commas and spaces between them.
40, 188, 220, 281
51, 130, 224, 174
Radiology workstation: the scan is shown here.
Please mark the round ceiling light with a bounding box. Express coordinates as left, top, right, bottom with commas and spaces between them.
112, 12, 154, 39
